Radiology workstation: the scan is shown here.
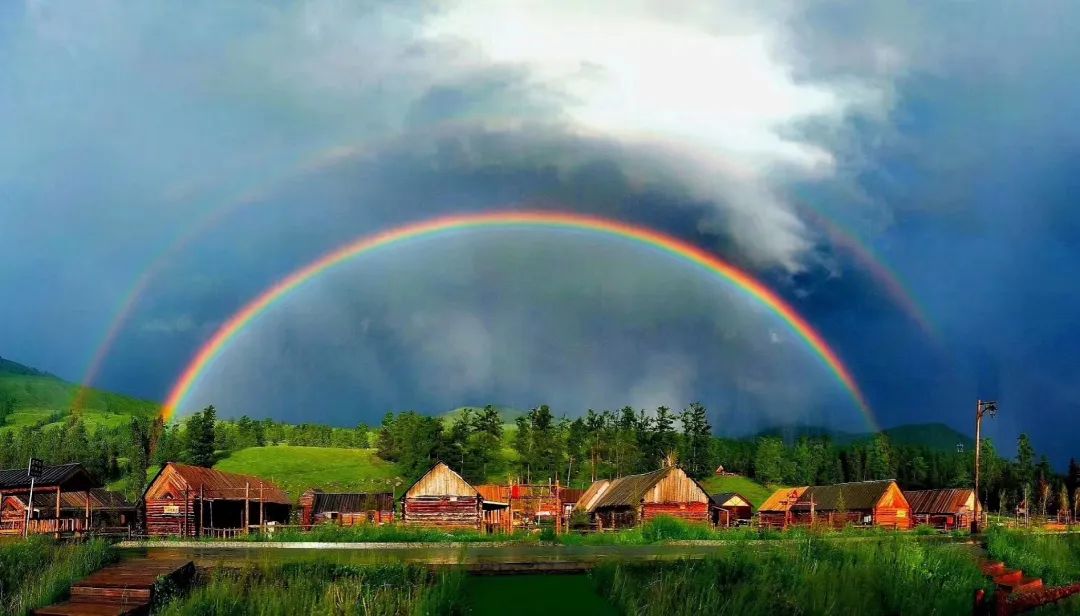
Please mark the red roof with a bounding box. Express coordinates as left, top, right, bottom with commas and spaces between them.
904, 489, 975, 515
150, 463, 291, 505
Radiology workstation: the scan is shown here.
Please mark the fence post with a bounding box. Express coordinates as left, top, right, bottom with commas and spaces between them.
244, 483, 250, 535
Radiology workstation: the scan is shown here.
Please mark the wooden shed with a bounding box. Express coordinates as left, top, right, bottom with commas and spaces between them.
2, 488, 135, 535
0, 463, 101, 536
584, 466, 711, 529
904, 489, 978, 531
758, 487, 808, 529
762, 480, 911, 530
142, 462, 291, 538
709, 492, 753, 527
298, 489, 395, 529
401, 462, 482, 530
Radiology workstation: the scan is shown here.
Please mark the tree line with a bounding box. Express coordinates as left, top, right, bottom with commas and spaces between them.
2, 402, 1078, 518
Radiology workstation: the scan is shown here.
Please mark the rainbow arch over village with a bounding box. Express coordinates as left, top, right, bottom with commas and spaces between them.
161, 210, 874, 426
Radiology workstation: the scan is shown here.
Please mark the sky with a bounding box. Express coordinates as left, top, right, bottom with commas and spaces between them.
2, 1, 1079, 464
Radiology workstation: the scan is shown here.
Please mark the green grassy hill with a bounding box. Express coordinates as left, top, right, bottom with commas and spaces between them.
0, 356, 158, 431
698, 475, 783, 508
213, 446, 405, 499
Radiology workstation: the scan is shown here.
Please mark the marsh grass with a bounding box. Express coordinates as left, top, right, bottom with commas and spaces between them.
156, 563, 464, 616
593, 536, 991, 615
986, 527, 1080, 586
0, 536, 116, 615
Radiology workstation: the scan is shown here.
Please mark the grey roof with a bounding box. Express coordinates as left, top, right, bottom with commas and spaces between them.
795, 480, 897, 511
311, 492, 394, 514
0, 463, 99, 491
709, 492, 750, 508
591, 468, 670, 510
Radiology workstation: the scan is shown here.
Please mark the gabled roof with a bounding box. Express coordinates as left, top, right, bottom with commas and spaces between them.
904, 489, 976, 515
0, 463, 99, 491
308, 492, 394, 514
591, 468, 670, 510
403, 462, 478, 499
796, 480, 899, 511
759, 487, 808, 512
559, 488, 585, 504
144, 462, 290, 505
709, 492, 751, 508
575, 479, 611, 512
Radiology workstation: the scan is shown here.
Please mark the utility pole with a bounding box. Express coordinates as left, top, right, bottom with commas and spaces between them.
972, 400, 998, 534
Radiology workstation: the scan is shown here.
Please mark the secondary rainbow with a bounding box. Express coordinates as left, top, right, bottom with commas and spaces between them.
162, 211, 873, 423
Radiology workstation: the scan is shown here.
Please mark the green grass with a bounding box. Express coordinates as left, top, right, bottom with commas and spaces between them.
0, 537, 117, 615
986, 527, 1080, 586
464, 575, 616, 616
697, 475, 782, 508
156, 563, 464, 615
593, 535, 991, 615
213, 446, 404, 499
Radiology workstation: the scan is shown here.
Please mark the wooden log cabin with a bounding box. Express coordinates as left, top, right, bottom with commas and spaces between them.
758, 487, 808, 529
582, 466, 711, 529
2, 488, 136, 535
142, 462, 291, 538
0, 463, 101, 536
474, 482, 566, 533
760, 480, 912, 530
401, 462, 483, 530
709, 492, 753, 527
904, 488, 979, 531
298, 489, 395, 528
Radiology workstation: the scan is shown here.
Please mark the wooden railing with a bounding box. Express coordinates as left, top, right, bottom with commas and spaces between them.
0, 518, 87, 535
202, 527, 245, 539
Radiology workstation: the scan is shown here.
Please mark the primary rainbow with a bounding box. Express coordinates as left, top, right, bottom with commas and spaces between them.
162, 210, 873, 423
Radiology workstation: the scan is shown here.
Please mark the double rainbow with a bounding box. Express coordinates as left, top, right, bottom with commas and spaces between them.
162, 211, 872, 423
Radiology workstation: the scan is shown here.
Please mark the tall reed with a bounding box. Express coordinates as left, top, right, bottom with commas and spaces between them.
157, 562, 464, 616
593, 536, 991, 615
0, 536, 116, 615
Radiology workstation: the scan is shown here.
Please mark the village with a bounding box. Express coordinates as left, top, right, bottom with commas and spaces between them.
0, 458, 1023, 539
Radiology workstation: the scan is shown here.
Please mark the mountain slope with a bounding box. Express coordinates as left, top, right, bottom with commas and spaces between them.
753, 422, 973, 453
0, 355, 158, 429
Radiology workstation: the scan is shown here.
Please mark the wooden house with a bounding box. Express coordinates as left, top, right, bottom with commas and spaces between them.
760, 480, 911, 530
401, 462, 482, 530
582, 466, 711, 529
0, 463, 101, 536
475, 482, 567, 532
758, 487, 808, 529
298, 489, 395, 528
709, 492, 753, 527
2, 489, 135, 535
142, 462, 291, 538
904, 489, 978, 531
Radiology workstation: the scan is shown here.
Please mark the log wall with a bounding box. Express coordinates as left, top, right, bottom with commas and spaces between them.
145, 497, 197, 537
642, 502, 710, 523
403, 496, 480, 529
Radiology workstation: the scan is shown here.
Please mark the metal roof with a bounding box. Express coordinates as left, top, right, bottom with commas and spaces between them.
559, 488, 585, 504
146, 463, 291, 504
795, 480, 898, 511
904, 489, 976, 515
0, 463, 99, 491
309, 492, 393, 514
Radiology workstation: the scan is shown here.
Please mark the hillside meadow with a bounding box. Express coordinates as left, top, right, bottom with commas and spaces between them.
213, 446, 404, 499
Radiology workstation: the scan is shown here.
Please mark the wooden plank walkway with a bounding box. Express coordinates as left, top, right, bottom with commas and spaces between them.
34, 558, 194, 616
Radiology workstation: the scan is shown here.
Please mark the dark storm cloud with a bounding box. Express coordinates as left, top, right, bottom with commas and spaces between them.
4, 1, 1080, 463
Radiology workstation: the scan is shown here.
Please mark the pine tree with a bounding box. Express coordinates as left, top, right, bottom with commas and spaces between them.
185, 405, 217, 467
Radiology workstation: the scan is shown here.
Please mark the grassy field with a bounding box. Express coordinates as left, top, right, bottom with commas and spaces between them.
464, 575, 616, 616
986, 527, 1080, 586
213, 446, 404, 498
157, 563, 463, 615
697, 474, 782, 508
0, 537, 116, 616
593, 535, 991, 615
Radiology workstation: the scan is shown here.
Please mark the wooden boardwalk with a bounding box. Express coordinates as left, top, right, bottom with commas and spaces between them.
34, 558, 194, 616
